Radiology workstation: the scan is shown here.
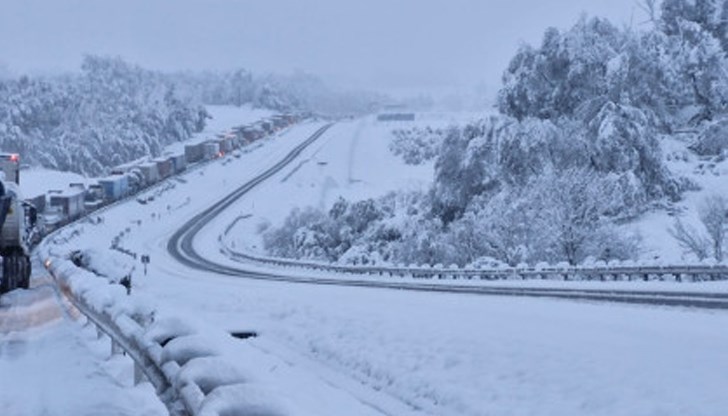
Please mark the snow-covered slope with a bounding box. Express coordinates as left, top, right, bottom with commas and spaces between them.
225, 114, 462, 255
635, 134, 728, 262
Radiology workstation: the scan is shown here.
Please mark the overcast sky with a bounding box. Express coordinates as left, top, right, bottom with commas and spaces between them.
0, 0, 641, 94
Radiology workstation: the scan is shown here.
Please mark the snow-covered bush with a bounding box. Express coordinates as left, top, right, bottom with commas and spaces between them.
691, 119, 728, 155
389, 127, 444, 165
262, 207, 333, 261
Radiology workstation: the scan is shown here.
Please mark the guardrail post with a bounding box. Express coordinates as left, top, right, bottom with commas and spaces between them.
96, 325, 104, 339
134, 363, 144, 385
111, 339, 122, 356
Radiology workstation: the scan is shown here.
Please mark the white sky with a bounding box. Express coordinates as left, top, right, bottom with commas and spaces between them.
0, 0, 642, 93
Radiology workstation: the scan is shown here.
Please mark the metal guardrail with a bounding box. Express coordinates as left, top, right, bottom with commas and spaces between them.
45, 258, 184, 414
219, 232, 728, 283
44, 256, 269, 416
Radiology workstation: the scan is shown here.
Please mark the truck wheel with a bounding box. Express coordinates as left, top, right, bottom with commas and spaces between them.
2, 255, 15, 292
0, 273, 8, 294
20, 256, 30, 289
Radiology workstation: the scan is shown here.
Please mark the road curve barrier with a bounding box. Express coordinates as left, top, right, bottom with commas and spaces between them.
41, 249, 287, 416
219, 230, 728, 284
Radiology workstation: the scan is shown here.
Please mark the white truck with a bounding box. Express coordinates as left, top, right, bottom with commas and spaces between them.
0, 153, 36, 294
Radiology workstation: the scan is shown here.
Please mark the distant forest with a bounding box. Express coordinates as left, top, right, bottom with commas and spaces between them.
0, 56, 379, 176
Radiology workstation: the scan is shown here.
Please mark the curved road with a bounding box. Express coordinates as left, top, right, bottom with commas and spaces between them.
168, 124, 728, 310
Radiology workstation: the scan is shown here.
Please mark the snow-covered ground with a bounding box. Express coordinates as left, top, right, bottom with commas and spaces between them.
0, 273, 165, 416
225, 115, 436, 254
40, 117, 728, 416
635, 134, 728, 262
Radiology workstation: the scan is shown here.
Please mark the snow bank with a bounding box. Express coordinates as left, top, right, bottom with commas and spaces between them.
198, 384, 290, 416
42, 249, 292, 416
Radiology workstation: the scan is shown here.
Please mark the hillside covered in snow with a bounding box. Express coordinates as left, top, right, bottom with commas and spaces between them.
262, 2, 728, 268
0, 57, 380, 177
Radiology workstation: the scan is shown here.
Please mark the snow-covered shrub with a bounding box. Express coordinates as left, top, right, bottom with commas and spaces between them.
691, 119, 728, 155
389, 127, 444, 165
262, 207, 333, 261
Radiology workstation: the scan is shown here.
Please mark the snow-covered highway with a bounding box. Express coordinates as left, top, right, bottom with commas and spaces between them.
7, 1, 728, 414
4, 119, 728, 416
33, 117, 726, 416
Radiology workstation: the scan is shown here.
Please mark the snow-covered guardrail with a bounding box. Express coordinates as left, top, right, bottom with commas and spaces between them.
219, 229, 728, 283
41, 249, 286, 416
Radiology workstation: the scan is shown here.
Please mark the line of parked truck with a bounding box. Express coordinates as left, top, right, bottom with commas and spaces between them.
25, 113, 301, 237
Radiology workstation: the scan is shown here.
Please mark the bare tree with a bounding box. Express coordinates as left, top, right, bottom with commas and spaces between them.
670, 218, 711, 260
699, 195, 728, 261
637, 0, 658, 25
670, 195, 728, 261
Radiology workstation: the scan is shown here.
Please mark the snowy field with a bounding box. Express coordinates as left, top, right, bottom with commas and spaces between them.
40, 117, 728, 416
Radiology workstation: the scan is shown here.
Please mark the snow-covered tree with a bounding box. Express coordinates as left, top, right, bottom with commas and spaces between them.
690, 118, 728, 154
0, 56, 208, 176
498, 17, 623, 120
389, 126, 443, 165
